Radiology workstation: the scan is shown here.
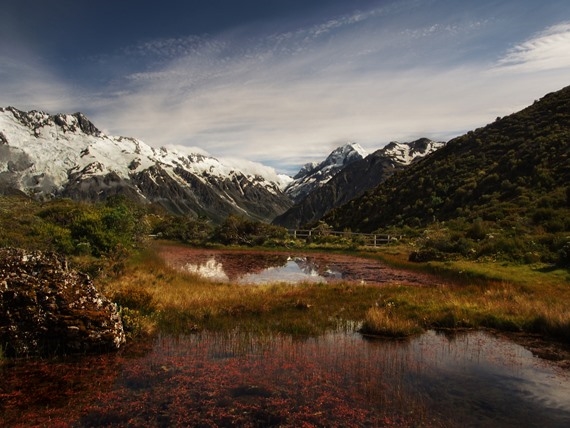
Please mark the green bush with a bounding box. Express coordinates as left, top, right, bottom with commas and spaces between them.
476, 235, 530, 262
153, 215, 213, 245
467, 219, 488, 240
557, 241, 570, 267
0, 195, 149, 260
212, 215, 289, 246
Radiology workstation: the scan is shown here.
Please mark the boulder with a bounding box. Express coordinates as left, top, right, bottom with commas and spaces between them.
0, 248, 125, 357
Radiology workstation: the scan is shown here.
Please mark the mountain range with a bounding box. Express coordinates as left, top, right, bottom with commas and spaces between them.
284, 142, 369, 204
2, 84, 568, 240
2, 85, 568, 265
0, 107, 292, 223
274, 139, 444, 229
0, 106, 442, 226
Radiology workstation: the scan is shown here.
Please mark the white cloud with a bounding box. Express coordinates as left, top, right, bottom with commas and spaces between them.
495, 22, 570, 72
219, 157, 292, 185
162, 144, 211, 157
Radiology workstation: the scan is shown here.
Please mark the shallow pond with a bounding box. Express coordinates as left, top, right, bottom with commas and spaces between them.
2, 329, 569, 427
3, 247, 568, 426
159, 245, 439, 286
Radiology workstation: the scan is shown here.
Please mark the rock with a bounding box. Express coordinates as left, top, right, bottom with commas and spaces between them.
0, 248, 125, 357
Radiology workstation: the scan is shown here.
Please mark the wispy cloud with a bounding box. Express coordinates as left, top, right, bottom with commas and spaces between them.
93, 15, 570, 173
495, 22, 570, 71
122, 35, 214, 60
0, 52, 79, 112
3, 1, 570, 175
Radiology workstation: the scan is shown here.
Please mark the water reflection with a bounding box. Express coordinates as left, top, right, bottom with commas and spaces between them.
182, 255, 342, 284
2, 330, 569, 426
163, 248, 431, 285
402, 331, 570, 427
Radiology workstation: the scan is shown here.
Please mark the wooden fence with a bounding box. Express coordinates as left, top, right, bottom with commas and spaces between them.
287, 229, 402, 247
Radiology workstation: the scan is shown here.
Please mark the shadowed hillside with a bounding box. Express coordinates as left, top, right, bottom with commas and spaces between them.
325, 86, 570, 263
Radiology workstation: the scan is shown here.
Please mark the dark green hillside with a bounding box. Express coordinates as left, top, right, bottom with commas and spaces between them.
325, 86, 570, 263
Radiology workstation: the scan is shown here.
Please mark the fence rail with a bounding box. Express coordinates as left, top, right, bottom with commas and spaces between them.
287, 229, 402, 247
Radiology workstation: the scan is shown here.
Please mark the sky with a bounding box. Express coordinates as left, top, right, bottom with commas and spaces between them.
2, 0, 570, 175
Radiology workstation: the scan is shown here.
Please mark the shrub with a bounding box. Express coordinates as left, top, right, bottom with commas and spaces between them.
408, 249, 446, 263
153, 215, 213, 244
212, 215, 289, 246
557, 241, 570, 267
476, 235, 531, 262
467, 219, 488, 240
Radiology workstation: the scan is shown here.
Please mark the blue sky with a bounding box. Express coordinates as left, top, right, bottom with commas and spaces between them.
2, 0, 570, 174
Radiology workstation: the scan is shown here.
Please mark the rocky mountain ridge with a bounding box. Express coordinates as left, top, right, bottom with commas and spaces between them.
0, 107, 446, 226
285, 142, 368, 203
274, 138, 444, 229
0, 107, 292, 223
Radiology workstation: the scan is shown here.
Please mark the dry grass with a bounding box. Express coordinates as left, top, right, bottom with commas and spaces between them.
99, 246, 570, 342
100, 249, 382, 336
360, 306, 423, 338
372, 279, 570, 342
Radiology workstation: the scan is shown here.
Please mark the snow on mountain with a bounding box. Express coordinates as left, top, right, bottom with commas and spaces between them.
381, 138, 444, 165
273, 138, 445, 229
285, 142, 368, 203
0, 107, 291, 222
293, 162, 319, 180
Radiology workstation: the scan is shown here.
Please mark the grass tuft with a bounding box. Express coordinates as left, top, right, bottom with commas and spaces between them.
360, 307, 423, 338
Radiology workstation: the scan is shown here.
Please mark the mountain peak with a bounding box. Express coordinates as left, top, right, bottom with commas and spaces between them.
1, 107, 101, 137
274, 137, 443, 228
325, 142, 368, 165
285, 142, 369, 203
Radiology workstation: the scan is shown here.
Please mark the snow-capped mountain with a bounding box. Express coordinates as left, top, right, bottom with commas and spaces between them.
381, 138, 444, 165
0, 107, 292, 222
273, 138, 444, 229
285, 142, 368, 203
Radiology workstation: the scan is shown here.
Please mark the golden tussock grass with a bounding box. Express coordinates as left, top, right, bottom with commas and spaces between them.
100, 247, 570, 342
100, 249, 382, 336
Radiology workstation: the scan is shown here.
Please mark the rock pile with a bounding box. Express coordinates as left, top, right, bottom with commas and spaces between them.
0, 248, 125, 356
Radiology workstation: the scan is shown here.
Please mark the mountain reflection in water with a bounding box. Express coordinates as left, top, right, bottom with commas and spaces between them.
181, 255, 342, 284
163, 248, 434, 286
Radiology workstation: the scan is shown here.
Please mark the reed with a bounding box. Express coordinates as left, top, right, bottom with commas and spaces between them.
360, 306, 423, 338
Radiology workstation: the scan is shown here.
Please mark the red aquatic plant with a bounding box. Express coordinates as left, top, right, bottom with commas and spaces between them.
2, 332, 427, 426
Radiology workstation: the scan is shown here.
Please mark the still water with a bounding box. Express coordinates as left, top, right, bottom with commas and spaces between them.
182, 255, 340, 284
2, 329, 569, 427
2, 248, 568, 426
161, 247, 437, 286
